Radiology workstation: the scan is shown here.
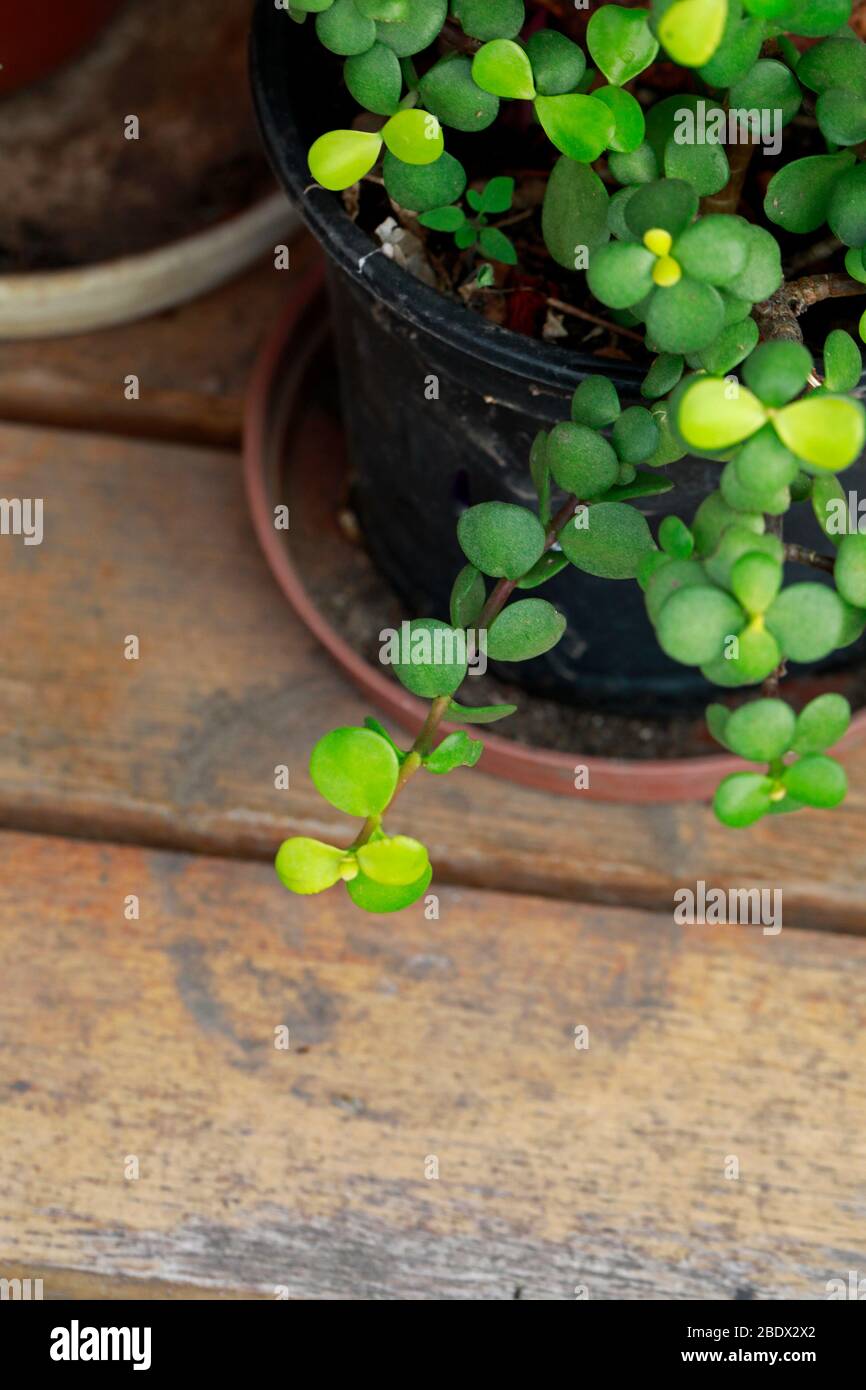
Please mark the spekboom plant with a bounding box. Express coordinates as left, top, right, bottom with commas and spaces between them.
277, 0, 866, 910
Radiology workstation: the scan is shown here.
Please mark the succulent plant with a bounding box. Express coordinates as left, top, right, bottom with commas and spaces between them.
278, 0, 866, 910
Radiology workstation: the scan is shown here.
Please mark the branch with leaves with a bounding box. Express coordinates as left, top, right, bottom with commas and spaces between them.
279, 0, 866, 911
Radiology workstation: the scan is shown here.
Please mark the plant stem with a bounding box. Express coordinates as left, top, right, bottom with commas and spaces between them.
754, 273, 865, 343
547, 296, 645, 344
784, 542, 836, 573
352, 497, 582, 847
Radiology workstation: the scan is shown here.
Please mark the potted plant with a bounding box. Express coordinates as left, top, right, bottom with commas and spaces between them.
250, 0, 866, 913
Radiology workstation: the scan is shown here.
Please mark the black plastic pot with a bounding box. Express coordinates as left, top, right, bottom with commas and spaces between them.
249, 0, 866, 713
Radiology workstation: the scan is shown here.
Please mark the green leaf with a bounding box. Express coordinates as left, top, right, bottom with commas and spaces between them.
344, 42, 403, 115
525, 29, 586, 96
458, 501, 545, 579
586, 241, 655, 310
593, 85, 646, 154
450, 563, 486, 628
673, 216, 751, 288
612, 406, 660, 466
310, 726, 400, 816
834, 533, 866, 608
828, 163, 866, 248
722, 459, 788, 516
547, 421, 619, 497
789, 0, 860, 38
816, 88, 866, 147
625, 178, 698, 239
382, 108, 444, 164
346, 864, 432, 913
677, 377, 766, 451
773, 395, 866, 471
656, 584, 744, 665
383, 150, 466, 211
516, 551, 569, 588
275, 837, 354, 895
529, 429, 550, 525
424, 729, 484, 774
742, 340, 812, 407
448, 699, 517, 724
542, 156, 610, 270
645, 556, 709, 623
478, 226, 517, 264
797, 37, 866, 95
571, 376, 621, 428
691, 492, 765, 557
375, 0, 448, 56
356, 0, 409, 18
597, 470, 674, 503
724, 698, 795, 762
764, 151, 855, 234
472, 39, 536, 100
734, 425, 799, 495
698, 317, 759, 378
308, 129, 383, 190
706, 701, 732, 749
646, 278, 726, 354
534, 94, 615, 163
455, 223, 478, 249
316, 0, 377, 55
363, 716, 405, 759
782, 754, 847, 809
641, 353, 684, 400
735, 222, 782, 302
765, 583, 845, 662
357, 834, 430, 884
658, 0, 728, 67
659, 515, 694, 560
418, 55, 499, 132
486, 598, 566, 661
609, 142, 659, 188
453, 0, 525, 40
728, 58, 802, 126
480, 176, 515, 214
560, 501, 656, 579
698, 16, 764, 88
713, 771, 774, 828
811, 472, 847, 543
418, 204, 466, 231
704, 527, 782, 592
664, 138, 729, 197
701, 620, 781, 687
392, 618, 469, 697
587, 5, 659, 86
792, 693, 851, 754
638, 548, 674, 592
823, 329, 862, 394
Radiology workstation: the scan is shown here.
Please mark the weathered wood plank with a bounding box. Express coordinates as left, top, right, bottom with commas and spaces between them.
0, 420, 865, 929
0, 831, 864, 1299
0, 241, 315, 446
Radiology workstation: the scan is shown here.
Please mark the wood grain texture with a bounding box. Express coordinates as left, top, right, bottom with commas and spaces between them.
0, 241, 314, 446
0, 830, 864, 1300
0, 420, 865, 930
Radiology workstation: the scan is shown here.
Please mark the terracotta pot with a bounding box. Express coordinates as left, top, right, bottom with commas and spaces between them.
0, 2, 120, 97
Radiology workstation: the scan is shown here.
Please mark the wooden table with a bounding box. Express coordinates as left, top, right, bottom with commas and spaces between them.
1, 239, 864, 1300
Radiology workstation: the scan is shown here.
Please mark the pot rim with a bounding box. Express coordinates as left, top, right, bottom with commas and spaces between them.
248, 0, 646, 397
242, 260, 866, 803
